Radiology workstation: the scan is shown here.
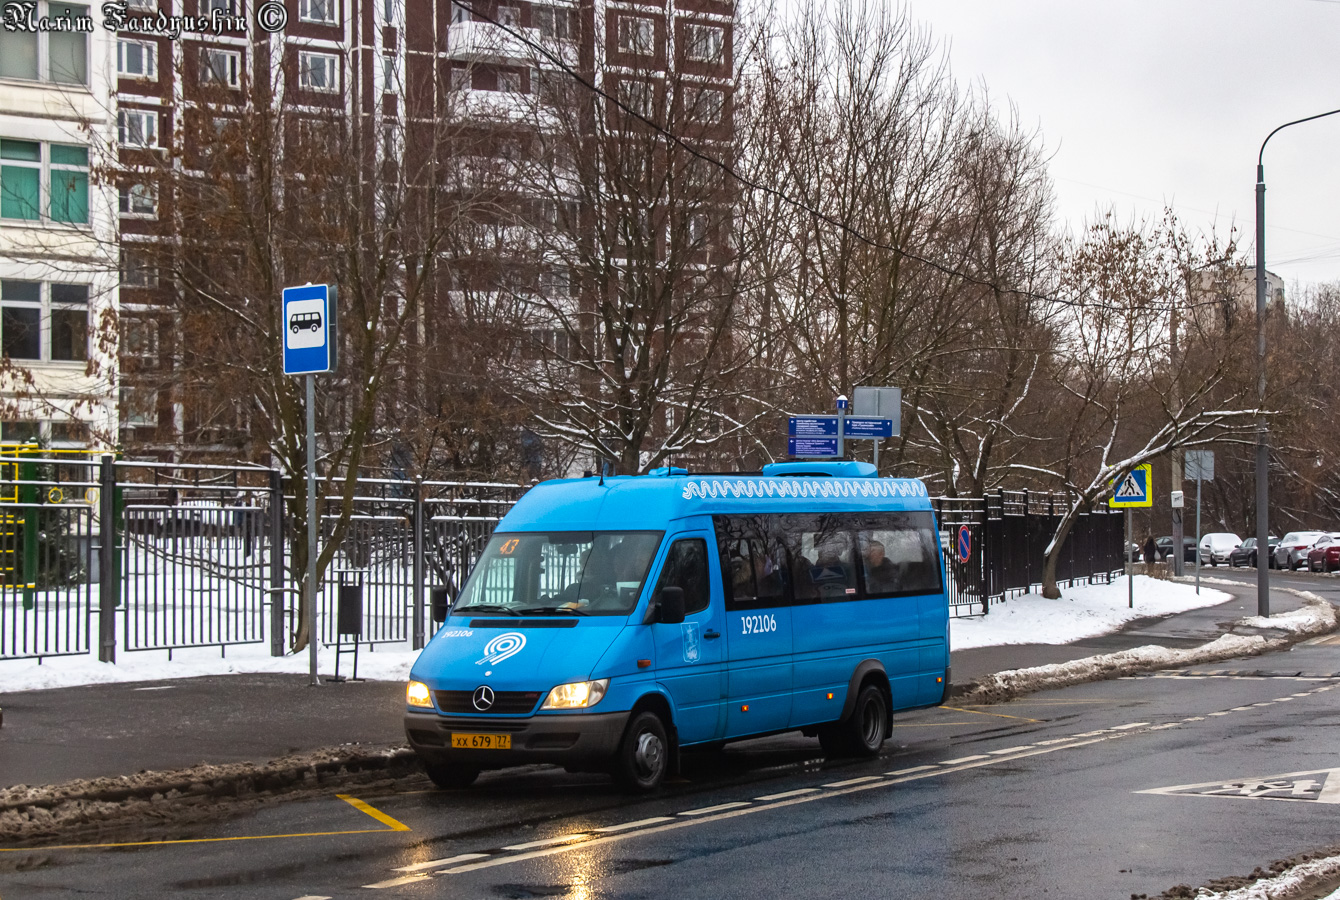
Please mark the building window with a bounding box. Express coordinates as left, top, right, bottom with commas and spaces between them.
118, 109, 158, 148
198, 0, 234, 15
117, 38, 157, 79
0, 1, 90, 84
616, 79, 654, 118
382, 52, 396, 92
449, 0, 467, 24
540, 268, 570, 298
120, 385, 157, 427
119, 182, 157, 217
48, 144, 88, 223
1, 421, 40, 442
0, 280, 88, 363
684, 85, 723, 124
298, 51, 338, 92
684, 23, 724, 63
533, 4, 571, 40
495, 4, 518, 27
616, 15, 653, 55
497, 69, 521, 93
122, 318, 159, 360
199, 47, 240, 87
298, 0, 337, 23
121, 248, 158, 287
126, 0, 154, 9
50, 283, 87, 362
382, 0, 393, 20
0, 139, 88, 224
450, 66, 470, 90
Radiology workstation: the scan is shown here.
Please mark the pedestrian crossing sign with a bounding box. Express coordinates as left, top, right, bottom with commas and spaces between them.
1109, 464, 1153, 508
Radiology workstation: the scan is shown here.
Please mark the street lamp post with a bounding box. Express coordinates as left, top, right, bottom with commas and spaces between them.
1254, 107, 1340, 618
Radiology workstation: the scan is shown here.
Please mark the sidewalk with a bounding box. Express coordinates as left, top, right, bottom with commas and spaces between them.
0, 579, 1316, 791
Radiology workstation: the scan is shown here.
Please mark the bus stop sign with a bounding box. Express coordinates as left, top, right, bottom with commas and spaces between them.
282, 283, 336, 376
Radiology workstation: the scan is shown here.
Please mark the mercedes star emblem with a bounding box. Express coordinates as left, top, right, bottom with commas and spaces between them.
472, 685, 495, 711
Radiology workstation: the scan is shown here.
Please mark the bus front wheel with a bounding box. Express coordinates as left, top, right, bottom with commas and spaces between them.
819, 684, 889, 758
611, 711, 669, 792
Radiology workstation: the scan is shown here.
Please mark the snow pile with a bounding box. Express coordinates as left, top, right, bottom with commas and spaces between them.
1239, 590, 1336, 632
1193, 854, 1340, 899
1, 641, 421, 693
955, 596, 1336, 705
950, 575, 1232, 650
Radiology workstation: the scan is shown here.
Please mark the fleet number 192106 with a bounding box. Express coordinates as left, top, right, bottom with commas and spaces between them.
741, 613, 777, 635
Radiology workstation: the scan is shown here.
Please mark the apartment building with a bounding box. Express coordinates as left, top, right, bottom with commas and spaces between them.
0, 0, 119, 449
108, 0, 735, 463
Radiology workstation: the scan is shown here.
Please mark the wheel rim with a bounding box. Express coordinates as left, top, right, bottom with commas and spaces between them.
633, 730, 665, 780
860, 695, 885, 747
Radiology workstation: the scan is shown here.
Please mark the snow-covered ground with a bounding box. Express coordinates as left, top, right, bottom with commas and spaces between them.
949, 574, 1232, 649
0, 574, 1251, 693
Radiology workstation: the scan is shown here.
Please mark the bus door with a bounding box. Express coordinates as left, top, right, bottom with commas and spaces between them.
649, 535, 726, 745
721, 535, 793, 738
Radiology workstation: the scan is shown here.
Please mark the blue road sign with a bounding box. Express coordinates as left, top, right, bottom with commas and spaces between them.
1109, 463, 1153, 508
788, 437, 840, 457
843, 416, 894, 438
789, 416, 839, 437
957, 524, 972, 562
283, 284, 335, 376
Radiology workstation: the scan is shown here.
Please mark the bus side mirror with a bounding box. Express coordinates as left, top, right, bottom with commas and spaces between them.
657, 587, 685, 625
431, 586, 452, 624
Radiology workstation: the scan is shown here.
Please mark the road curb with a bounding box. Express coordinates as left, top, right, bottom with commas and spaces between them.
0, 743, 417, 845
950, 593, 1339, 706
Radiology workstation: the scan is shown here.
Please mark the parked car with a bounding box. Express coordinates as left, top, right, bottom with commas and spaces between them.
1229, 536, 1279, 568
1155, 536, 1198, 562
1307, 536, 1340, 572
1275, 531, 1330, 570
1198, 532, 1242, 566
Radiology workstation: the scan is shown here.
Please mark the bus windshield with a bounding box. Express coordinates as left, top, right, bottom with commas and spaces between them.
453, 531, 663, 617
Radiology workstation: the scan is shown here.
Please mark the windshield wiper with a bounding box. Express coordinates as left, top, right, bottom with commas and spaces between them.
518, 606, 589, 616
453, 604, 522, 616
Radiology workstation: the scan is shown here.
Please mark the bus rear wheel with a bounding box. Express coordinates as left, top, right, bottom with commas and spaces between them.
611, 711, 669, 792
819, 684, 889, 758
424, 762, 480, 790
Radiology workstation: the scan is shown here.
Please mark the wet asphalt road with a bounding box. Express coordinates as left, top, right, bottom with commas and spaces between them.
5, 570, 1340, 900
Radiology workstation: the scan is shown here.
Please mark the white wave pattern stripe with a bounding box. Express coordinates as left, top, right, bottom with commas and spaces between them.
477, 632, 527, 665
681, 478, 928, 501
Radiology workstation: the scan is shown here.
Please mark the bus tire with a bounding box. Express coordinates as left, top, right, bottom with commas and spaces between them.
611, 711, 669, 793
819, 684, 888, 758
424, 762, 480, 790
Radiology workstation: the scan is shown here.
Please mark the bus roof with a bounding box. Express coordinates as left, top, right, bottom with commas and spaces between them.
499, 468, 933, 532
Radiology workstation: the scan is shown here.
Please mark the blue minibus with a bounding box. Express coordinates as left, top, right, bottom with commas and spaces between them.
404, 460, 951, 791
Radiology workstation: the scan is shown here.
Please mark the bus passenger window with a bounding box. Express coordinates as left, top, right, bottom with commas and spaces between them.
653, 538, 710, 615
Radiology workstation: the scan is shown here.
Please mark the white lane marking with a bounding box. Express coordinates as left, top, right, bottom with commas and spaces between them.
886, 765, 937, 775
822, 776, 883, 788
1111, 722, 1151, 730
1232, 706, 1253, 711
364, 875, 430, 889
1293, 693, 1313, 697
1252, 702, 1273, 707
1033, 738, 1075, 746
1181, 717, 1206, 723
293, 896, 333, 899
431, 731, 1146, 878
1149, 724, 1180, 730
595, 817, 674, 833
501, 836, 588, 851
1073, 730, 1109, 737
755, 788, 819, 801
1208, 712, 1231, 716
1275, 697, 1294, 702
131, 686, 176, 691
393, 853, 490, 873
678, 802, 750, 816
940, 755, 990, 765
988, 746, 1034, 755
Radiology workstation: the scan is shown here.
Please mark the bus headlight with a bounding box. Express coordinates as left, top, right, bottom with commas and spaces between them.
541, 678, 609, 710
407, 680, 433, 708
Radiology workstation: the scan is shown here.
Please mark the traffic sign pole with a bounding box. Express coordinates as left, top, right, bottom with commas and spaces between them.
1195, 475, 1202, 595
1127, 508, 1133, 609
307, 373, 319, 686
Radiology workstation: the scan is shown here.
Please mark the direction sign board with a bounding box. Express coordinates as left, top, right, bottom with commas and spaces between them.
282, 284, 336, 376
843, 416, 894, 439
1185, 450, 1215, 482
853, 386, 901, 436
789, 416, 839, 437
788, 437, 840, 457
1109, 463, 1153, 508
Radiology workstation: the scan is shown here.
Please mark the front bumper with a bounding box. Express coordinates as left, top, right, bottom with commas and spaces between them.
404, 709, 630, 770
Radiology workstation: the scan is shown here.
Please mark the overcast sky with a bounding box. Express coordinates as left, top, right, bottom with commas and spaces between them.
903, 0, 1340, 290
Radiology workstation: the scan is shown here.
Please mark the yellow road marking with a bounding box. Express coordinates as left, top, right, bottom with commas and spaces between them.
941, 705, 1041, 723
0, 795, 410, 853
338, 795, 411, 832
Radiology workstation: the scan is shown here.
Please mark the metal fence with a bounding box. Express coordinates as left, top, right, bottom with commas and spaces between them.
0, 456, 1127, 662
